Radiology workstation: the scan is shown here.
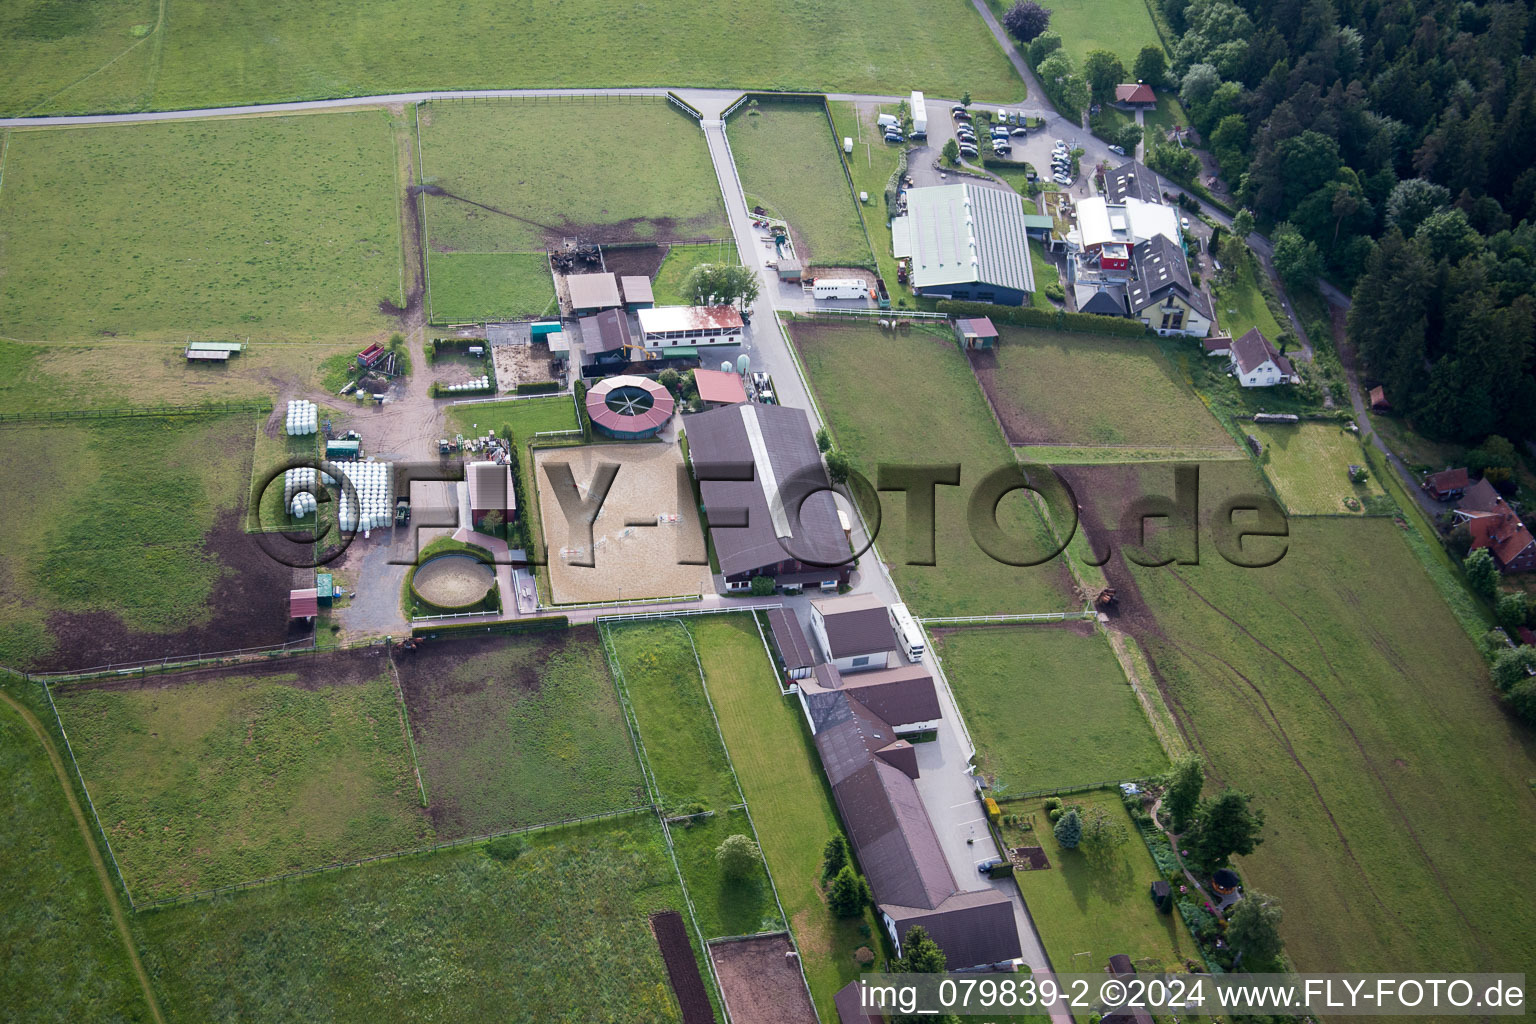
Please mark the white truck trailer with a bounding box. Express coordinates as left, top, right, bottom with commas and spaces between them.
910, 91, 928, 134
811, 278, 870, 301
889, 602, 925, 663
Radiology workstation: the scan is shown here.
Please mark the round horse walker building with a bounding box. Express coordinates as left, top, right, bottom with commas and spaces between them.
584, 374, 676, 439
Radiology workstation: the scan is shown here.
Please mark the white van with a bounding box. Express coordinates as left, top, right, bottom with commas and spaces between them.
877, 113, 900, 129
889, 602, 925, 662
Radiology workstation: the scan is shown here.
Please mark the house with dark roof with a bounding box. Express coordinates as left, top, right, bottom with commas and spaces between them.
466, 461, 516, 530
890, 184, 1037, 305
1113, 83, 1157, 108
1226, 328, 1296, 387
1075, 283, 1129, 317
810, 594, 897, 672
1422, 467, 1469, 501
684, 403, 852, 591
835, 980, 885, 1024
1125, 236, 1212, 336
1103, 160, 1162, 205
579, 308, 634, 375
767, 607, 817, 681
1455, 479, 1536, 572
797, 662, 942, 736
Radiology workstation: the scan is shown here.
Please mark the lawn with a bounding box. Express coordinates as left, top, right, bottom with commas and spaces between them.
973, 326, 1235, 447
0, 692, 153, 1024
1142, 93, 1189, 141
1248, 420, 1387, 515
1072, 460, 1536, 978
688, 614, 884, 1023
789, 320, 1077, 616
0, 414, 265, 670
984, 0, 1165, 67
653, 241, 742, 306
1211, 245, 1285, 343
730, 100, 874, 269
135, 815, 708, 1023
0, 113, 401, 342
603, 621, 741, 814
53, 659, 432, 902
826, 101, 919, 307
934, 623, 1168, 795
418, 99, 727, 253
394, 630, 645, 838
2, 0, 1023, 116
427, 252, 557, 323
668, 807, 784, 940
1006, 789, 1203, 971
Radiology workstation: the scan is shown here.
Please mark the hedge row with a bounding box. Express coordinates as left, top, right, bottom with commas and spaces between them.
936, 300, 1155, 338
411, 615, 570, 638
515, 380, 562, 395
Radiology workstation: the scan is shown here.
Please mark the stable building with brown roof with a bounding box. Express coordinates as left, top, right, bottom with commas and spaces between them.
767, 606, 817, 681
797, 662, 942, 736
810, 594, 898, 673
1423, 467, 1469, 501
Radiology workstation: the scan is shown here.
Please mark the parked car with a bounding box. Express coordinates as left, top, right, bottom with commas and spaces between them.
1108, 144, 1126, 155
1054, 174, 1073, 186
953, 110, 971, 122
910, 129, 926, 140
884, 132, 905, 143
959, 146, 979, 159
993, 145, 1012, 157
878, 113, 900, 129
951, 104, 967, 116
977, 858, 1001, 875
1181, 216, 1191, 229
1011, 126, 1028, 136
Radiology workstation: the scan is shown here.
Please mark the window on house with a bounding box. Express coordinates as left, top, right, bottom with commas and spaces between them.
851, 655, 870, 667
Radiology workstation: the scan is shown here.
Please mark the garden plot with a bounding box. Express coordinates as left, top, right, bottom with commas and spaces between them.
710, 933, 817, 1024
1247, 420, 1387, 515
52, 651, 432, 901
0, 112, 400, 342
535, 443, 711, 604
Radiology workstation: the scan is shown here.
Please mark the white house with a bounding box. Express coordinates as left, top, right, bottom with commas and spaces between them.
1227, 327, 1296, 387
809, 594, 897, 673
636, 305, 744, 352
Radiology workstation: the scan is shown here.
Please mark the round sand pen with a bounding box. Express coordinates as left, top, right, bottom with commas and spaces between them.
412, 553, 494, 607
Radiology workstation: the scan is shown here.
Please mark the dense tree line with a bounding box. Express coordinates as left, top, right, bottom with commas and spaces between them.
1153, 0, 1536, 440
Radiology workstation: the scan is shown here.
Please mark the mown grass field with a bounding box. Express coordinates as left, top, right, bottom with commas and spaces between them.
0, 415, 255, 670
976, 326, 1234, 447
826, 101, 918, 306
935, 623, 1168, 794
731, 101, 874, 268
0, 113, 400, 342
689, 614, 882, 1023
1, 0, 1023, 116
419, 100, 726, 253
789, 321, 1076, 615
135, 815, 704, 1023
669, 807, 784, 940
653, 241, 741, 306
1248, 420, 1386, 515
54, 658, 432, 901
395, 630, 644, 838
0, 694, 152, 1023
1211, 247, 1286, 343
983, 0, 1165, 67
427, 252, 557, 322
1071, 460, 1536, 978
1005, 789, 1203, 970
604, 621, 740, 814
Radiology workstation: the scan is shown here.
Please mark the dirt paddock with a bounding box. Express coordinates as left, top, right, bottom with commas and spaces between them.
412, 553, 494, 606
709, 933, 818, 1024
534, 442, 711, 604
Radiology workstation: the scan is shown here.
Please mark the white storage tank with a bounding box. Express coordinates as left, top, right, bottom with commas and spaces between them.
909, 91, 927, 134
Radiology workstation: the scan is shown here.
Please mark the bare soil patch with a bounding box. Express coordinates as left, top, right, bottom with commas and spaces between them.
709, 933, 816, 1024
490, 340, 558, 393
601, 244, 667, 280
535, 443, 712, 603
412, 553, 494, 606
651, 910, 717, 1024
60, 645, 389, 694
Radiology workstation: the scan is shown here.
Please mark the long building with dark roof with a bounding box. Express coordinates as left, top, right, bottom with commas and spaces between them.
683, 402, 852, 591
1126, 235, 1212, 336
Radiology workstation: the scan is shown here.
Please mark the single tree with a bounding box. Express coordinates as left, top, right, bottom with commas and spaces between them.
1163, 752, 1204, 832
824, 448, 853, 485
942, 138, 960, 165
827, 864, 871, 916
889, 927, 956, 1023
1469, 435, 1518, 477
1226, 890, 1284, 966
479, 509, 504, 537
1186, 789, 1264, 869
1464, 548, 1499, 599
1179, 63, 1221, 109
749, 575, 776, 597
658, 368, 682, 396
1272, 222, 1323, 291
1083, 49, 1125, 102
961, 91, 972, 108
1002, 0, 1052, 43
1231, 208, 1256, 238
1491, 647, 1536, 692
1132, 45, 1167, 88
1385, 178, 1452, 236
1053, 807, 1082, 848
1079, 805, 1128, 852
1027, 31, 1062, 66
715, 833, 762, 879
815, 426, 833, 453
822, 834, 850, 880
1496, 593, 1528, 632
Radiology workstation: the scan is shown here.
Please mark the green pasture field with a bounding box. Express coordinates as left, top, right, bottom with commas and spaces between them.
668, 807, 784, 940
0, 695, 151, 1023
0, 112, 401, 343
653, 241, 741, 306
688, 614, 883, 1022
788, 320, 1076, 615
54, 659, 431, 902
1004, 789, 1203, 970
0, 414, 255, 670
826, 102, 917, 306
2, 0, 1024, 117
983, 0, 1165, 67
394, 629, 644, 838
249, 418, 323, 533
934, 623, 1168, 794
978, 326, 1234, 447
418, 99, 726, 254
1248, 420, 1386, 515
427, 252, 557, 322
135, 816, 707, 1023
1072, 459, 1536, 978
1021, 444, 1246, 464
603, 621, 739, 814
731, 101, 874, 268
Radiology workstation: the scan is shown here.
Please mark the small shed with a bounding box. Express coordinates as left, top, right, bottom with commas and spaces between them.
545, 330, 570, 366
1150, 879, 1172, 912
1107, 953, 1135, 977
1369, 385, 1390, 412
692, 368, 748, 408
620, 275, 654, 309
289, 588, 319, 621
530, 320, 563, 338
326, 439, 361, 461
776, 259, 803, 283
566, 272, 622, 314
955, 316, 999, 350
315, 573, 335, 606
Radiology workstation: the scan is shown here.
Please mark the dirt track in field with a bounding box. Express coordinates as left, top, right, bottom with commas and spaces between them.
59, 646, 390, 694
